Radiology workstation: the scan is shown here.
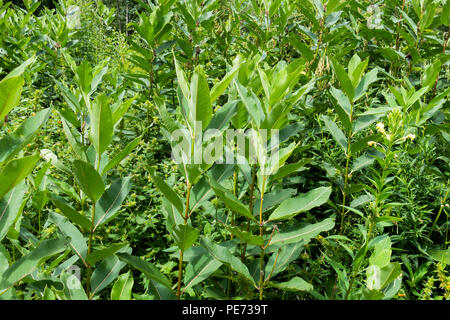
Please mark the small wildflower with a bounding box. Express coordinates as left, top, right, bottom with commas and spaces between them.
376, 122, 385, 133
394, 154, 398, 159
398, 293, 405, 297
405, 134, 416, 141
368, 141, 376, 147
386, 134, 391, 141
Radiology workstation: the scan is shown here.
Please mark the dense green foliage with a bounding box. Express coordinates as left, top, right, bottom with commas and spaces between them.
0, 0, 449, 300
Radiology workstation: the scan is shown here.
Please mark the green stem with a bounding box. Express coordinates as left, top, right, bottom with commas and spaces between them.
428, 187, 449, 237
176, 183, 192, 300
344, 274, 356, 300
258, 175, 266, 300
433, 29, 449, 96
242, 165, 257, 260
340, 102, 354, 234
86, 153, 101, 299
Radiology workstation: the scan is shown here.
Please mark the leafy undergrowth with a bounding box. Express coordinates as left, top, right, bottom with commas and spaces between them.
0, 0, 448, 300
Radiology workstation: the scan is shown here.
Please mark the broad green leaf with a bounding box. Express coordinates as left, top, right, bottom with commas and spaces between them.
0, 108, 51, 165
89, 94, 114, 156
161, 198, 185, 236
93, 177, 132, 231
354, 69, 378, 101
50, 195, 91, 230
422, 3, 436, 28
87, 243, 128, 265
3, 56, 36, 80
400, 9, 418, 35
112, 96, 136, 125
49, 212, 88, 264
267, 142, 299, 176
206, 100, 238, 131
226, 226, 264, 246
350, 135, 379, 155
149, 168, 184, 216
329, 87, 351, 132
366, 262, 401, 290
116, 252, 172, 289
148, 279, 177, 300
90, 63, 109, 94
0, 153, 39, 200
60, 118, 86, 161
442, 0, 450, 26
206, 174, 255, 221
406, 87, 429, 107
235, 81, 265, 127
0, 76, 25, 120
174, 53, 190, 100
102, 135, 142, 175
321, 115, 348, 153
269, 59, 304, 107
190, 66, 212, 130
269, 187, 331, 221
210, 65, 240, 103
75, 60, 93, 95
267, 277, 313, 291
54, 80, 81, 115
184, 253, 222, 292
111, 271, 134, 300
0, 238, 69, 295
428, 248, 450, 264
350, 58, 368, 88
352, 154, 375, 172
189, 164, 235, 212
259, 68, 271, 100
422, 60, 442, 89
271, 160, 311, 181
265, 242, 305, 281
72, 160, 105, 203
331, 59, 354, 101
200, 237, 256, 285
60, 269, 88, 300
172, 224, 199, 251
369, 236, 392, 268
154, 96, 179, 134
348, 53, 362, 78
0, 182, 27, 242
353, 114, 381, 135
269, 217, 335, 247
253, 187, 298, 216
91, 246, 131, 296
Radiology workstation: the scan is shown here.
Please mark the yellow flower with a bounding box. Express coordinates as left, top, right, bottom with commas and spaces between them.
376, 122, 385, 133
367, 141, 376, 147
406, 134, 416, 141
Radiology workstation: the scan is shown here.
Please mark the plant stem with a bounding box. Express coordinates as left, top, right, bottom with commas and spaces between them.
344, 274, 356, 300
258, 175, 266, 300
86, 153, 102, 299
86, 203, 95, 299
433, 29, 449, 96
242, 165, 257, 260
176, 183, 192, 300
428, 187, 449, 237
340, 103, 354, 234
